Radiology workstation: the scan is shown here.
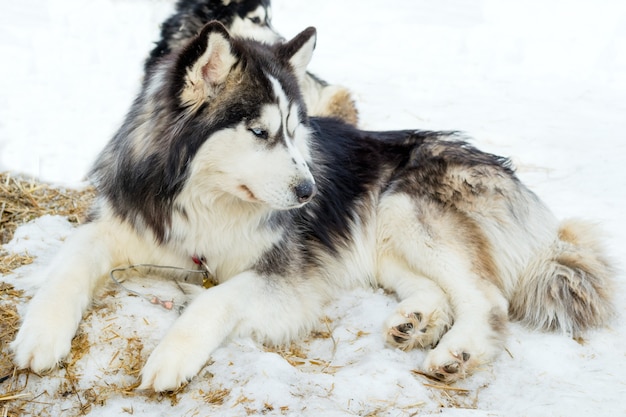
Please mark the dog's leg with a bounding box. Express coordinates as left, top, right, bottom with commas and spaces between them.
11, 220, 124, 372
378, 193, 509, 382
403, 239, 509, 383
378, 256, 453, 350
400, 244, 508, 383
139, 270, 324, 392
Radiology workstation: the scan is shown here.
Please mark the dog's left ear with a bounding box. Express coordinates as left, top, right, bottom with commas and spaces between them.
178, 21, 239, 108
278, 27, 317, 83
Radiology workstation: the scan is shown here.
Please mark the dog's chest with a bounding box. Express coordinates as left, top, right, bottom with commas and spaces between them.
170, 205, 282, 282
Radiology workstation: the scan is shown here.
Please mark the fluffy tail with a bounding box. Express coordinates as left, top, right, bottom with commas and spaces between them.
509, 219, 615, 335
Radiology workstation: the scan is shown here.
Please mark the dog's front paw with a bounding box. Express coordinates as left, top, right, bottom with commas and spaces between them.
385, 299, 452, 350
11, 312, 77, 373
139, 336, 210, 392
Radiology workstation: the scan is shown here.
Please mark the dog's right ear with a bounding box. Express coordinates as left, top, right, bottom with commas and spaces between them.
177, 21, 239, 109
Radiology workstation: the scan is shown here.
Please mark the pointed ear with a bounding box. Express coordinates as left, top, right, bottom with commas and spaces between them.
279, 27, 317, 82
179, 21, 239, 107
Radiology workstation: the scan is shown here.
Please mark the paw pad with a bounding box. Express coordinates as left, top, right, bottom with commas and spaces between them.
429, 351, 471, 383
386, 309, 453, 351
387, 312, 425, 348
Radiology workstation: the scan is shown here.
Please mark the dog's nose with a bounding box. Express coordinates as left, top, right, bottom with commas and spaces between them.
295, 181, 317, 204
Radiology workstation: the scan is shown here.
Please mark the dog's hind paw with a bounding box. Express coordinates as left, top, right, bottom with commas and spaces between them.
384, 299, 452, 350
423, 350, 474, 383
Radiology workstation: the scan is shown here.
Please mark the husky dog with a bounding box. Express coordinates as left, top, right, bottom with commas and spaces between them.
146, 0, 358, 124
12, 23, 614, 391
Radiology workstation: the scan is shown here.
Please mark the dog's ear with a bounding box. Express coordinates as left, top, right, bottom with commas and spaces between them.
178, 21, 239, 107
278, 27, 317, 83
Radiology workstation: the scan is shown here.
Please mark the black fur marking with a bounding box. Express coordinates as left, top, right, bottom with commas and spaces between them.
291, 118, 438, 258
253, 233, 299, 277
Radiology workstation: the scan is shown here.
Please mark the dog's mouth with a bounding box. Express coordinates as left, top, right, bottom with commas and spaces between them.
236, 184, 309, 210
238, 184, 259, 202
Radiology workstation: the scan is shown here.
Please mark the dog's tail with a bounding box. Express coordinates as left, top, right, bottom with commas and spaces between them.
509, 219, 615, 335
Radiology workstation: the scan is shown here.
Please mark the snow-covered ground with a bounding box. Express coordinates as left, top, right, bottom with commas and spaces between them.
1, 0, 625, 416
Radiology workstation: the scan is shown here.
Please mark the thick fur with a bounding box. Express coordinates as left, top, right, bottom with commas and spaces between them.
145, 0, 281, 69
12, 23, 614, 391
145, 0, 358, 124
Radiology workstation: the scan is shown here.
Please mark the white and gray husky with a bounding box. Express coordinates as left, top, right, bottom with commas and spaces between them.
12, 22, 614, 391
145, 0, 358, 124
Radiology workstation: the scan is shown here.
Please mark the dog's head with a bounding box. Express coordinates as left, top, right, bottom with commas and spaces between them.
226, 0, 283, 44
172, 22, 317, 210
94, 22, 319, 240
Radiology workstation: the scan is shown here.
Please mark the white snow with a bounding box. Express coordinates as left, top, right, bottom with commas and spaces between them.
1, 0, 625, 416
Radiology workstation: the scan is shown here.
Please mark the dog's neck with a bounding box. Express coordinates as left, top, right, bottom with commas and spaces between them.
169, 189, 285, 282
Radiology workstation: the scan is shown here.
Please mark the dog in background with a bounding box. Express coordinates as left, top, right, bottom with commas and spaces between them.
12, 22, 614, 391
145, 0, 358, 124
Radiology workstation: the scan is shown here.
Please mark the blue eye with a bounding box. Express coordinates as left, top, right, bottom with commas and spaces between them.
249, 127, 268, 139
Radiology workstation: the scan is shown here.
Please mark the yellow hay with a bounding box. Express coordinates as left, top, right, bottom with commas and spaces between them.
0, 172, 95, 245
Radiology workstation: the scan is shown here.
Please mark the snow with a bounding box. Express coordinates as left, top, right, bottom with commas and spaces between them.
1, 0, 625, 416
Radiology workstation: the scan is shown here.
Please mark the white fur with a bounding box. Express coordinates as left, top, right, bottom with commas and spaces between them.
287, 30, 316, 84
379, 257, 453, 350
229, 6, 282, 44
376, 192, 509, 378
11, 211, 188, 373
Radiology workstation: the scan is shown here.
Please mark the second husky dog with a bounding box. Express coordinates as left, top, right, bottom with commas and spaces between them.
146, 0, 359, 124
12, 23, 614, 391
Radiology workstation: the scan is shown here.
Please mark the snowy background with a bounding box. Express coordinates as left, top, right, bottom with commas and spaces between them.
1, 0, 626, 416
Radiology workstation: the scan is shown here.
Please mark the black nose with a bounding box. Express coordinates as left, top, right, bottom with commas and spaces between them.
294, 181, 317, 203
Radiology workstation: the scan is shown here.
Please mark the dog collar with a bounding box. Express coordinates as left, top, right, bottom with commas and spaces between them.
192, 255, 217, 288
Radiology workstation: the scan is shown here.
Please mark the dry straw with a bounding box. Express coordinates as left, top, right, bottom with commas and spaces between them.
0, 172, 95, 245
0, 172, 94, 275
